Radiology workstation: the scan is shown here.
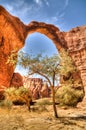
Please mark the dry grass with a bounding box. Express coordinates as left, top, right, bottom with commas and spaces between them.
4, 87, 32, 110
0, 100, 86, 130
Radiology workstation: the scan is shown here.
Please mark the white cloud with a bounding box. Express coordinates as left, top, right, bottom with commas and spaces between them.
4, 1, 35, 23
45, 16, 65, 31
6, 4, 14, 13
45, 16, 59, 26
51, 16, 58, 23
65, 0, 69, 8
44, 0, 49, 6
34, 0, 43, 6
58, 12, 65, 18
2, 0, 69, 28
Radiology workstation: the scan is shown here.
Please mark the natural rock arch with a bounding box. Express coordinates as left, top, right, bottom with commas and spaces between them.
25, 21, 68, 51
0, 6, 86, 100
0, 5, 67, 87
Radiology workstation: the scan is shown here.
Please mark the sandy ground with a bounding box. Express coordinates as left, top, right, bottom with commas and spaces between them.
0, 104, 86, 130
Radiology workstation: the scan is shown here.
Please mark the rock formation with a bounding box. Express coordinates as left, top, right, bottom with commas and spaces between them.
0, 6, 26, 87
23, 77, 50, 99
40, 82, 51, 98
0, 6, 86, 101
10, 73, 23, 88
64, 27, 86, 98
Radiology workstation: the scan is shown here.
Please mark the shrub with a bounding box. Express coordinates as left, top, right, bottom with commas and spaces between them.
4, 86, 32, 110
36, 98, 52, 106
0, 100, 13, 109
34, 98, 52, 112
55, 85, 84, 106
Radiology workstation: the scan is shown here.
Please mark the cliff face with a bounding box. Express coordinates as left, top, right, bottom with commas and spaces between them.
10, 73, 23, 88
23, 77, 50, 99
64, 26, 86, 97
0, 6, 26, 87
0, 6, 86, 99
64, 27, 86, 98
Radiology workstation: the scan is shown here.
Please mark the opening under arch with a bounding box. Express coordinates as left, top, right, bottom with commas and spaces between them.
15, 32, 59, 77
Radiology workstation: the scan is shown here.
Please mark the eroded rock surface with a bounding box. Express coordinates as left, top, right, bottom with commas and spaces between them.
10, 73, 23, 88
0, 6, 26, 87
64, 26, 86, 98
23, 77, 50, 99
0, 6, 86, 100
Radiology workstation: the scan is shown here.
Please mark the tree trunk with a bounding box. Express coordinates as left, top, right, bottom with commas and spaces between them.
51, 86, 58, 118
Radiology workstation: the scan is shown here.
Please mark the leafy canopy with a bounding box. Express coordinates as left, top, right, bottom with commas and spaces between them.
7, 48, 75, 86
59, 49, 76, 76
18, 52, 60, 86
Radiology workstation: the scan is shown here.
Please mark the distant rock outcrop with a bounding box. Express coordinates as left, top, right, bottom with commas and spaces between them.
40, 82, 51, 98
23, 77, 50, 99
0, 6, 86, 101
10, 73, 23, 88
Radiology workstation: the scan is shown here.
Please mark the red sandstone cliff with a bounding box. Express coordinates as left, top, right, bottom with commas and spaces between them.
64, 26, 86, 98
10, 73, 23, 88
23, 77, 50, 99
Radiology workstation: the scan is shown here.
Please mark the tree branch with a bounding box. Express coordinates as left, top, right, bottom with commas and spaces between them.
36, 71, 52, 86
28, 72, 36, 76
52, 71, 55, 86
28, 71, 52, 86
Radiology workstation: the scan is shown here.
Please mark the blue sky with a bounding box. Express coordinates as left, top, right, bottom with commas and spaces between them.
0, 0, 86, 30
0, 0, 86, 76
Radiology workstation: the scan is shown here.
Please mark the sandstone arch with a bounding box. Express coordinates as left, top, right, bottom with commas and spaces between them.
0, 5, 67, 87
25, 21, 68, 51
0, 6, 86, 100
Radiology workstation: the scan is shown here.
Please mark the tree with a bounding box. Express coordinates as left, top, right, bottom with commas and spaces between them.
7, 48, 76, 118
19, 52, 60, 118
59, 49, 75, 77
59, 49, 76, 87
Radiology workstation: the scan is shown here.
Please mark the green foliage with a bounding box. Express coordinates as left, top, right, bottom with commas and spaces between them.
55, 85, 84, 106
18, 52, 60, 86
36, 98, 52, 106
5, 86, 29, 95
6, 49, 77, 117
59, 49, 76, 76
7, 49, 76, 86
0, 100, 13, 109
18, 49, 76, 86
6, 50, 18, 66
34, 98, 52, 112
17, 50, 76, 117
4, 86, 32, 106
5, 87, 16, 95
